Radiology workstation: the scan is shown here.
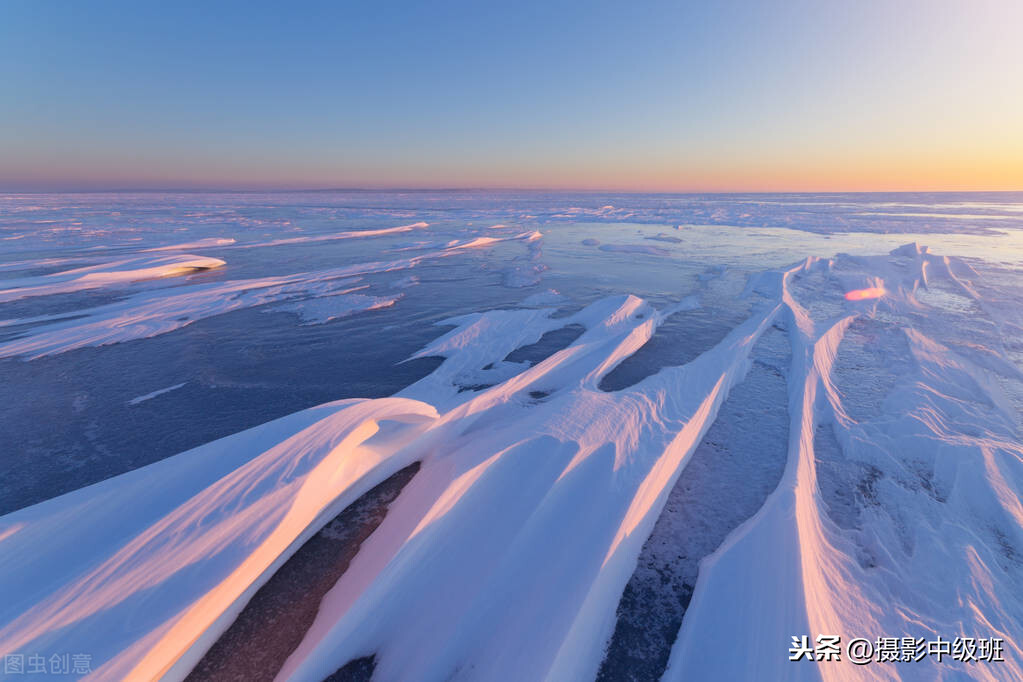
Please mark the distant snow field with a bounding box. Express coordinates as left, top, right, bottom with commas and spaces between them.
1, 192, 1022, 681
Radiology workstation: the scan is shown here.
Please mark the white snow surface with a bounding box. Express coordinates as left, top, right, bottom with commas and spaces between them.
0, 231, 540, 359
0, 254, 225, 303
271, 289, 402, 324
1, 241, 1021, 681
143, 238, 237, 252
235, 222, 429, 248
520, 289, 568, 307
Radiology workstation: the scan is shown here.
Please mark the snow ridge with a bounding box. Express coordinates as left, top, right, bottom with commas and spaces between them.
0, 244, 1020, 682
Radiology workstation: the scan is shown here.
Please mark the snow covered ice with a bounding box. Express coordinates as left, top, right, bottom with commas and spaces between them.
1, 192, 1023, 681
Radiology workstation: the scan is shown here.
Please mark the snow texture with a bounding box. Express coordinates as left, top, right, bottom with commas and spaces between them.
2, 240, 1021, 682
0, 254, 225, 303
2, 190, 1023, 682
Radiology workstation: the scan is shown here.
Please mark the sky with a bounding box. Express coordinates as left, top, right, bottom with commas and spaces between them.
2, 0, 1021, 192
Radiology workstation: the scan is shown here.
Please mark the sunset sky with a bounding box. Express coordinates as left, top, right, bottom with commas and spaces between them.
2, 0, 1021, 192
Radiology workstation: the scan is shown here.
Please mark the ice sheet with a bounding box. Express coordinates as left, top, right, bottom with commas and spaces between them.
2, 191, 1023, 682
1, 240, 1018, 681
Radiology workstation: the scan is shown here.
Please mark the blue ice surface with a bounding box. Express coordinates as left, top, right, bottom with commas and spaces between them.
2, 190, 1022, 513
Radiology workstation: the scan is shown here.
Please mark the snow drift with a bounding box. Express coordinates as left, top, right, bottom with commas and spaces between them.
0, 231, 541, 360
0, 244, 1021, 682
0, 254, 225, 303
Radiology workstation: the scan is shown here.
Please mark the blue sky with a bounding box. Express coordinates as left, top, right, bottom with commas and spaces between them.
2, 0, 1020, 191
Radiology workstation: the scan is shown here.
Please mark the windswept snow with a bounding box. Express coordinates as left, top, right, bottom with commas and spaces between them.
235, 222, 429, 249
0, 231, 542, 359
0, 397, 440, 681
663, 245, 1023, 681
143, 238, 236, 252
0, 254, 225, 303
2, 239, 1019, 681
2, 189, 1023, 682
271, 291, 402, 325
0, 272, 368, 359
450, 231, 543, 250
127, 382, 187, 405
0, 257, 92, 273
4, 194, 1023, 260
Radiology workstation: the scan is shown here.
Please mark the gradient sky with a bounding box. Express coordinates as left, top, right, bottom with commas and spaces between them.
2, 0, 1021, 192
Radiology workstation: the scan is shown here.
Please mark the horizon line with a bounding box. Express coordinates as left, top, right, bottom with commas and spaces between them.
3, 186, 1023, 195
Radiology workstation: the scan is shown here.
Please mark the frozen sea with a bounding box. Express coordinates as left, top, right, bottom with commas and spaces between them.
1, 191, 1023, 681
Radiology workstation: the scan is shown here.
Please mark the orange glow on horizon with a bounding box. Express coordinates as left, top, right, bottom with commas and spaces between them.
6, 136, 1023, 193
